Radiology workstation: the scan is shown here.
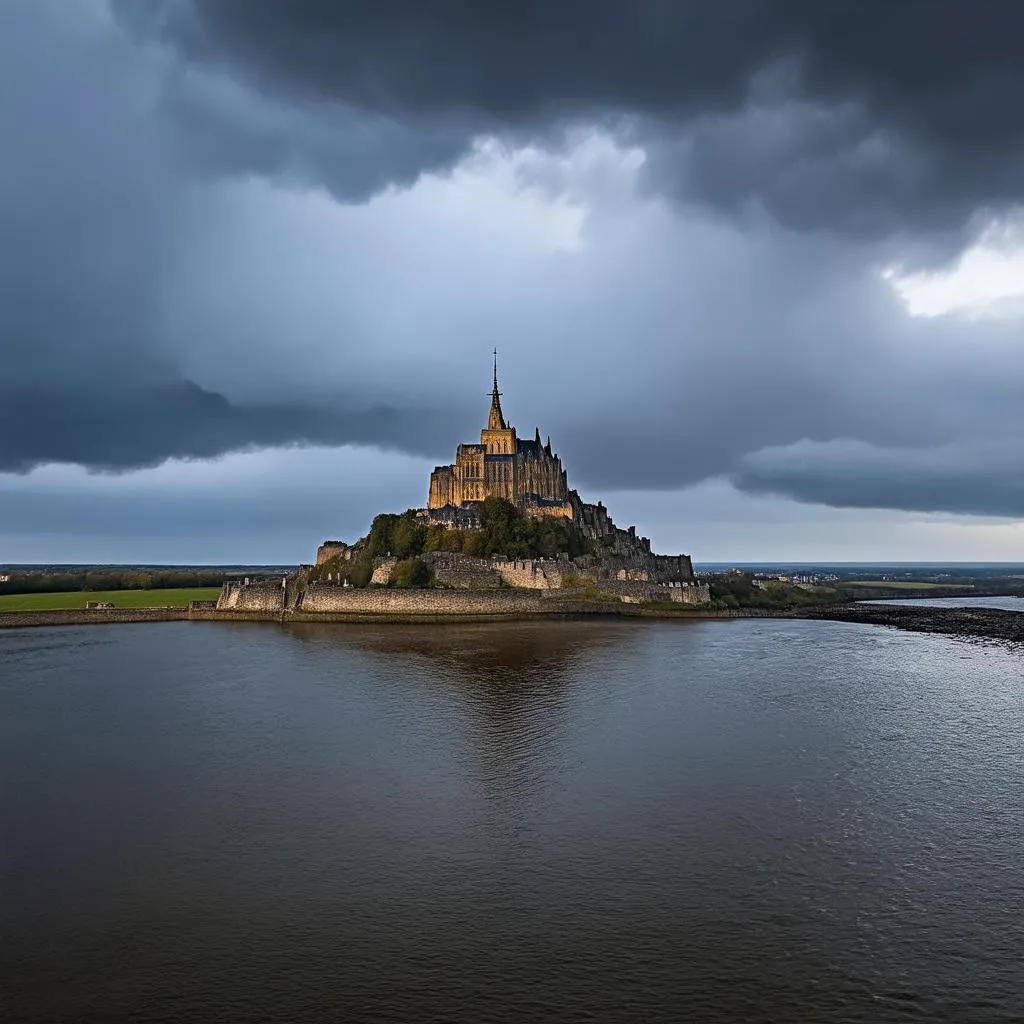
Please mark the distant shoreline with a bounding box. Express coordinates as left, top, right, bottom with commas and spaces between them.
2, 601, 1022, 644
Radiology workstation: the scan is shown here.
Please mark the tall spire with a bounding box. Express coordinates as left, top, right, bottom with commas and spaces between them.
487, 348, 506, 430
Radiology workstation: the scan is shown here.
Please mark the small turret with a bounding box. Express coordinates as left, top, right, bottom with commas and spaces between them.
545, 435, 552, 457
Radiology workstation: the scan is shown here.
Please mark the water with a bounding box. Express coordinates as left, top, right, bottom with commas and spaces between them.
865, 595, 1024, 612
1, 619, 1021, 1023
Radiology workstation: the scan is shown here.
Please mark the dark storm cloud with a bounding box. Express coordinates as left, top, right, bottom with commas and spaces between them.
5, 0, 1024, 534
733, 440, 1024, 519
155, 60, 474, 203
0, 1, 462, 472
0, 382, 458, 474
119, 0, 1024, 236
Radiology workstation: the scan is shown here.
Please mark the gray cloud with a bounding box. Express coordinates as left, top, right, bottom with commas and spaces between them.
0, 446, 435, 563
0, 381, 459, 474
3, 0, 1024, 539
116, 0, 1024, 238
0, 1, 463, 472
734, 439, 1024, 519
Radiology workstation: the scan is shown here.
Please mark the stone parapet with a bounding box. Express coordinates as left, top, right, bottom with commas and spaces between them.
422, 552, 503, 588
491, 558, 572, 589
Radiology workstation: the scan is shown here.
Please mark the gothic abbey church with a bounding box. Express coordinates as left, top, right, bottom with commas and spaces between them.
428, 356, 574, 519
425, 356, 693, 581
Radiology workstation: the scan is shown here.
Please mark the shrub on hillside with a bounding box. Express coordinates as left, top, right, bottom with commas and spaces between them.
390, 557, 433, 589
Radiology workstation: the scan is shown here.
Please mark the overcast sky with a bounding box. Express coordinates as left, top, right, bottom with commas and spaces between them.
4, 0, 1024, 564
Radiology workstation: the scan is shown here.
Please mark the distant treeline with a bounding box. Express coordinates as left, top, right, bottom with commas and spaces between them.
0, 570, 227, 596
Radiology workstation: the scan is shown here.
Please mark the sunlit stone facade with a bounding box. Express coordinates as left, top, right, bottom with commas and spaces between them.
427, 356, 573, 518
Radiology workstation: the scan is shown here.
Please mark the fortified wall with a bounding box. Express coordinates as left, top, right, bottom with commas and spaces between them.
216, 575, 710, 615
264, 361, 706, 613
490, 557, 573, 589
316, 541, 356, 566
345, 552, 710, 604
422, 552, 504, 588
298, 585, 553, 616
217, 580, 286, 612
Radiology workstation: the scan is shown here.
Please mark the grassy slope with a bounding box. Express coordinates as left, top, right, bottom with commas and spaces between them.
0, 588, 221, 611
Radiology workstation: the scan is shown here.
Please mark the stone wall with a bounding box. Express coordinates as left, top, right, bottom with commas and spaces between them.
595, 580, 708, 604
299, 585, 551, 615
316, 541, 354, 565
679, 582, 711, 605
0, 608, 189, 629
370, 557, 398, 585
214, 553, 710, 616
491, 558, 572, 589
580, 549, 696, 585
422, 552, 502, 588
217, 581, 285, 612
650, 553, 696, 582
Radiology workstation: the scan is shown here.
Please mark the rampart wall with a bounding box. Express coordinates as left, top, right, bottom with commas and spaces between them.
422, 552, 503, 588
316, 542, 354, 565
600, 581, 711, 604
491, 558, 572, 589
299, 585, 551, 615
217, 581, 285, 612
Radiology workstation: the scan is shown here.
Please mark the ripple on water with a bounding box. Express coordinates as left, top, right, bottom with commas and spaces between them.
1, 618, 1021, 1023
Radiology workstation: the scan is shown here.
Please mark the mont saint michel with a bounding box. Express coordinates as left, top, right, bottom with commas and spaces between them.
5, 6, 1023, 1022
217, 358, 710, 616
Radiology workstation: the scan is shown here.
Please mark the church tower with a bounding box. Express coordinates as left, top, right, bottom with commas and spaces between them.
486, 349, 506, 430
427, 353, 572, 513
480, 350, 517, 457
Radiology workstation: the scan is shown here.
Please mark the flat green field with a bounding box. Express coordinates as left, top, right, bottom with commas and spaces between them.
0, 588, 221, 612
843, 580, 973, 590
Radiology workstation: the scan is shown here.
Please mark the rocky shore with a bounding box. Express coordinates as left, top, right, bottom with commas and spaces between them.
795, 603, 1024, 643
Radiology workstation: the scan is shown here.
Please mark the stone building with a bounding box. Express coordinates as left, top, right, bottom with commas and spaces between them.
428, 354, 574, 519
425, 355, 696, 581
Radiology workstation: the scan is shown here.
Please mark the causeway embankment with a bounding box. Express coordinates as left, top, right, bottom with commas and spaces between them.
0, 608, 190, 629
0, 599, 774, 629
2, 597, 1023, 645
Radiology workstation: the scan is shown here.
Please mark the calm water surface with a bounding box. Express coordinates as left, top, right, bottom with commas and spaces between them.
1, 619, 1021, 1023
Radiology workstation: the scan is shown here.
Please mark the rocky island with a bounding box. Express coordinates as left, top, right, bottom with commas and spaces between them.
217, 356, 710, 619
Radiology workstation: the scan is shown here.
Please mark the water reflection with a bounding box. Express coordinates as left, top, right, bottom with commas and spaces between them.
287, 619, 641, 685
3, 619, 1021, 1024
287, 620, 646, 806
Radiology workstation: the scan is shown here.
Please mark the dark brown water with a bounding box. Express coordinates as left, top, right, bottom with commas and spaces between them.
1, 619, 1021, 1023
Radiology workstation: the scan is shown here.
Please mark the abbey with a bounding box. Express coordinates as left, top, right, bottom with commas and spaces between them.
425, 356, 694, 578
234, 355, 709, 611
428, 355, 574, 519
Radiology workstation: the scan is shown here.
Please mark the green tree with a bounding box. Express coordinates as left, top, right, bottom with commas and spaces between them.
390, 557, 433, 588
440, 528, 463, 552
463, 530, 487, 557
424, 524, 447, 553
391, 516, 427, 558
